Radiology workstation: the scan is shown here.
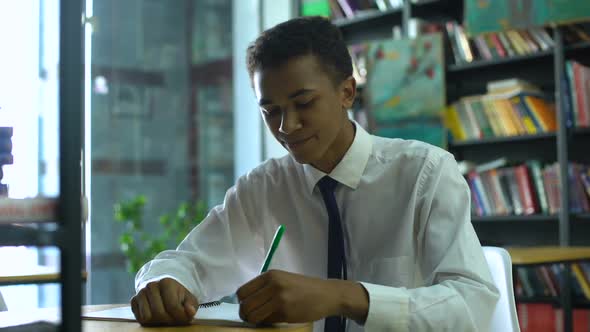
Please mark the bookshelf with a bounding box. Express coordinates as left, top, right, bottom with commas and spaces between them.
0, 0, 84, 330
299, 1, 590, 330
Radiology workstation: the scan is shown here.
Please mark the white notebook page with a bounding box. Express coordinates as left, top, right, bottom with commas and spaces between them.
83, 302, 254, 327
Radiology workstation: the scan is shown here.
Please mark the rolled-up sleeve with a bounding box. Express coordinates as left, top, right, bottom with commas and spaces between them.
360, 153, 499, 331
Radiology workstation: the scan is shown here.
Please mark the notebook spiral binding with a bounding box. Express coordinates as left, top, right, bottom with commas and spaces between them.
199, 300, 221, 308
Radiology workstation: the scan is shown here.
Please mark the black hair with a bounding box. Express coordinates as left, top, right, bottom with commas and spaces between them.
246, 16, 352, 86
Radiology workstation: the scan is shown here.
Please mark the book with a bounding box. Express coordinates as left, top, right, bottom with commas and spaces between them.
0, 154, 13, 165
445, 22, 463, 64
0, 127, 12, 138
572, 263, 590, 300
566, 62, 580, 127
505, 30, 528, 55
473, 36, 493, 60
496, 32, 516, 57
573, 164, 590, 212
514, 165, 537, 215
474, 157, 508, 173
455, 23, 474, 63
518, 30, 539, 53
527, 161, 549, 215
538, 266, 558, 297
543, 164, 560, 214
523, 96, 557, 132
468, 177, 485, 216
0, 138, 12, 153
483, 98, 508, 136
517, 268, 535, 297
468, 171, 492, 216
486, 79, 541, 94
443, 105, 467, 141
571, 61, 590, 127
503, 168, 524, 215
0, 198, 58, 223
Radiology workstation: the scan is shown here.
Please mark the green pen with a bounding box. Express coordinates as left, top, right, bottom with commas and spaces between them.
219, 225, 285, 304
260, 224, 285, 274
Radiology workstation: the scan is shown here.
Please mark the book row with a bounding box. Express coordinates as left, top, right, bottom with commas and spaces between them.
565, 60, 590, 128
464, 160, 590, 217
515, 263, 590, 301
445, 21, 590, 65
445, 82, 556, 141
517, 303, 589, 332
319, 0, 404, 20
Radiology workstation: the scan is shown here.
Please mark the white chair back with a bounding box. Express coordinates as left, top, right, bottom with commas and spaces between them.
483, 246, 520, 332
0, 291, 6, 311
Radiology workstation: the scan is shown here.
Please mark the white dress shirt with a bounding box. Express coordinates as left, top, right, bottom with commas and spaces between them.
136, 122, 499, 332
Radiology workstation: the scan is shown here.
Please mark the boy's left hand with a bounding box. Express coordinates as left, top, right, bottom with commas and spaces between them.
236, 270, 368, 324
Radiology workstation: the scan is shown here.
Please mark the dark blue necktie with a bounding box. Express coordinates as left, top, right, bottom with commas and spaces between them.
317, 176, 346, 332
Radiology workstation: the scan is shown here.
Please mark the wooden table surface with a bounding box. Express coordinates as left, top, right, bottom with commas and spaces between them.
508, 246, 590, 265
0, 304, 313, 332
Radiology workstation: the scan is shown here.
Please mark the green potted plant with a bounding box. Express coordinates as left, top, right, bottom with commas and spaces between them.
114, 195, 208, 274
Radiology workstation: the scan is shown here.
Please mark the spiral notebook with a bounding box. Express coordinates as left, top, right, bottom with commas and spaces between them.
83, 301, 254, 327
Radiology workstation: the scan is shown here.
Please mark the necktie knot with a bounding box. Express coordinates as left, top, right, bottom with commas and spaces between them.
317, 176, 338, 194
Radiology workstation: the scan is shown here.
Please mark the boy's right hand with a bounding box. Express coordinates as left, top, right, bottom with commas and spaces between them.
130, 277, 199, 326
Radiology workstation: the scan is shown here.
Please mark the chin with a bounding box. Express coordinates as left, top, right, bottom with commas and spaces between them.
288, 149, 320, 166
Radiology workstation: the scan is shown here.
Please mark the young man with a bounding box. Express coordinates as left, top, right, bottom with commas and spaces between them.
131, 16, 499, 331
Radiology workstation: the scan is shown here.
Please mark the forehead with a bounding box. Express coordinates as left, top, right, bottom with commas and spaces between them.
253, 55, 333, 99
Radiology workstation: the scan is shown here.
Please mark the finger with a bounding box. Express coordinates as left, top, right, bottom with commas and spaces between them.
240, 284, 275, 322
137, 291, 152, 324
184, 301, 197, 318
237, 273, 269, 301
130, 296, 140, 321
145, 283, 173, 324
160, 283, 189, 323
244, 296, 282, 324
182, 291, 198, 318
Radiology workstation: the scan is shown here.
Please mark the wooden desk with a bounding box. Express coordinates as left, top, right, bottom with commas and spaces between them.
0, 304, 313, 332
507, 246, 590, 265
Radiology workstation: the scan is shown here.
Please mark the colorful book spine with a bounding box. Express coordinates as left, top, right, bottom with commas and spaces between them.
0, 154, 13, 165
524, 96, 557, 132
444, 105, 467, 141
0, 127, 13, 138
489, 33, 507, 57
566, 61, 580, 127
468, 171, 492, 216
572, 263, 590, 300
0, 139, 12, 153
572, 61, 590, 127
514, 165, 537, 215
527, 161, 549, 215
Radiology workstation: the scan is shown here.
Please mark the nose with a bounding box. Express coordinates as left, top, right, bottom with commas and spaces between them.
278, 108, 302, 135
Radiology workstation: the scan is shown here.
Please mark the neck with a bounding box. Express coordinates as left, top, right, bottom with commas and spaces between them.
312, 120, 356, 173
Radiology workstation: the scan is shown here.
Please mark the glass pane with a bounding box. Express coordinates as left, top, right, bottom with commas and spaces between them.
0, 0, 61, 310
88, 0, 234, 304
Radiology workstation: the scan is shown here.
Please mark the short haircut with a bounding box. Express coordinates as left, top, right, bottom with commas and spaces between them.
246, 16, 352, 86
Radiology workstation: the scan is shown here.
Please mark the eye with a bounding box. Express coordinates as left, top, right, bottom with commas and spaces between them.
294, 98, 315, 109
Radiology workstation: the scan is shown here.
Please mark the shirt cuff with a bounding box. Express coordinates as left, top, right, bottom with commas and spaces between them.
359, 282, 410, 332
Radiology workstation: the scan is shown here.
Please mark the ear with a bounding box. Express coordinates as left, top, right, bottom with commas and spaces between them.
339, 76, 357, 110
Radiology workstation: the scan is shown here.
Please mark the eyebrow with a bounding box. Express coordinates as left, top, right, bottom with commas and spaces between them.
259, 88, 315, 106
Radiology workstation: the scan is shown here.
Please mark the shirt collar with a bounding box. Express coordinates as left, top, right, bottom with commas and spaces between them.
302, 121, 373, 194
